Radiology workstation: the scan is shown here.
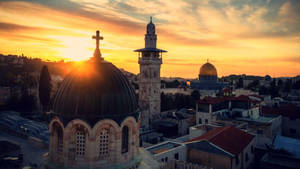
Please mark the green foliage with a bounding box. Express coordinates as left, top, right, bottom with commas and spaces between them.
293, 80, 300, 89
161, 92, 196, 111
162, 80, 181, 88
247, 80, 260, 91
270, 79, 279, 97
19, 91, 37, 112
259, 86, 269, 95
39, 65, 52, 112
4, 91, 36, 113
191, 90, 200, 100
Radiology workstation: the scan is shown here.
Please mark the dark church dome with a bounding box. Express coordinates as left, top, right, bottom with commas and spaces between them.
53, 59, 139, 125
199, 62, 217, 77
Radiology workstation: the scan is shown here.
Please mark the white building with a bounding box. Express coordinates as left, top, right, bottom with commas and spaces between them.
146, 141, 186, 163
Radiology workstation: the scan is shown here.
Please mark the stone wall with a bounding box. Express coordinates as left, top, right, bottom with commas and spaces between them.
47, 116, 140, 169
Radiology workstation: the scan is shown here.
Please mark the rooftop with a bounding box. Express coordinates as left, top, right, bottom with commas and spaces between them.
262, 105, 300, 118
197, 95, 262, 105
261, 152, 300, 168
134, 48, 167, 52
273, 135, 300, 158
147, 141, 183, 155
187, 126, 255, 156
236, 116, 275, 124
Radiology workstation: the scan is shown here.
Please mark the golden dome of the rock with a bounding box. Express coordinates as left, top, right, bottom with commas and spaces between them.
199, 62, 218, 77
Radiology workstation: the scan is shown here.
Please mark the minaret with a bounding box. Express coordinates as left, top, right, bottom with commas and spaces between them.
135, 17, 167, 128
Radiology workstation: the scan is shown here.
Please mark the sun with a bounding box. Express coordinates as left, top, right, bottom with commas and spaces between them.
53, 36, 94, 61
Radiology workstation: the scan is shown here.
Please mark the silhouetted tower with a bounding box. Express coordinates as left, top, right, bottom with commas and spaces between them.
135, 17, 167, 128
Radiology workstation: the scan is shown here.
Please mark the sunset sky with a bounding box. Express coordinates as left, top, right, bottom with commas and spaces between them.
0, 0, 299, 78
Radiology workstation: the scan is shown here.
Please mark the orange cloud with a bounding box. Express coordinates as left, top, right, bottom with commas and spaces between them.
0, 0, 299, 78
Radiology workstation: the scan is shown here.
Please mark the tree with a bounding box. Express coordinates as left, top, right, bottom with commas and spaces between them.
166, 80, 180, 88
293, 80, 300, 90
5, 94, 20, 111
19, 91, 36, 113
39, 65, 52, 112
284, 79, 292, 93
277, 79, 283, 88
270, 79, 279, 98
236, 78, 244, 88
247, 80, 259, 91
259, 86, 269, 95
191, 90, 200, 100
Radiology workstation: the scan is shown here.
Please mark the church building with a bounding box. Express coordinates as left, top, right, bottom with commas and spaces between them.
45, 31, 142, 169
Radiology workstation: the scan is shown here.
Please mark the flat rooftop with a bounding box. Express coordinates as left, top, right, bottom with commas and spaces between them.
236, 116, 275, 123
147, 141, 182, 155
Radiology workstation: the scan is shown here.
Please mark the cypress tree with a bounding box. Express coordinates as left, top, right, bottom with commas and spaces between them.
39, 65, 52, 112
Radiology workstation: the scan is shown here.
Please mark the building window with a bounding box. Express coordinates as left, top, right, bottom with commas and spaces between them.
165, 157, 168, 162
76, 131, 85, 159
57, 129, 63, 157
198, 118, 202, 124
99, 128, 109, 159
174, 153, 179, 160
122, 126, 129, 153
205, 119, 208, 124
236, 156, 239, 165
53, 122, 63, 157
245, 153, 249, 162
289, 128, 296, 134
251, 146, 254, 153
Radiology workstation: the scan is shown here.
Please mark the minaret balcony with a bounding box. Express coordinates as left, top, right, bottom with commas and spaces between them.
138, 56, 162, 65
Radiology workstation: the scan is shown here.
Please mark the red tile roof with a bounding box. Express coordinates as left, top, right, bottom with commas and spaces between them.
249, 94, 264, 100
223, 88, 232, 93
197, 96, 225, 104
187, 126, 255, 155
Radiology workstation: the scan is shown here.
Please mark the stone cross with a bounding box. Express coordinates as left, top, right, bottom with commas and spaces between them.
92, 30, 103, 49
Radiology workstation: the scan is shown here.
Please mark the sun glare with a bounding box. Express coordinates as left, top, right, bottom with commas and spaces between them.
52, 36, 94, 61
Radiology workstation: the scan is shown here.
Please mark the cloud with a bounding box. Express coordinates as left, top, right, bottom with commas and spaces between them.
0, 0, 299, 77
282, 56, 300, 63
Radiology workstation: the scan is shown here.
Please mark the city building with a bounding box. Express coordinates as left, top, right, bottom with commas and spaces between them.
189, 61, 228, 96
146, 141, 186, 163
186, 126, 256, 169
260, 135, 300, 169
0, 87, 11, 105
195, 95, 281, 148
153, 108, 196, 138
45, 31, 146, 169
0, 140, 22, 168
195, 95, 261, 125
262, 105, 300, 139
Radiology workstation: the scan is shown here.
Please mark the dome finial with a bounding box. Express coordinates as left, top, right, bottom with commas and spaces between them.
92, 30, 104, 60
207, 58, 209, 63
150, 16, 152, 23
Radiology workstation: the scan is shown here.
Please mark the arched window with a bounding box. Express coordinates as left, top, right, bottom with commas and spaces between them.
53, 122, 63, 157
75, 130, 86, 159
99, 128, 109, 159
122, 126, 129, 153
